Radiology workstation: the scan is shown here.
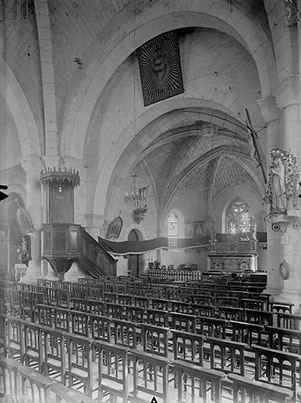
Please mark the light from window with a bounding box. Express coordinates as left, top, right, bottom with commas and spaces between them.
168, 213, 178, 247
226, 199, 254, 236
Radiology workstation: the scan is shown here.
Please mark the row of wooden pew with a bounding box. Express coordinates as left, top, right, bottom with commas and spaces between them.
0, 314, 297, 403
0, 278, 300, 402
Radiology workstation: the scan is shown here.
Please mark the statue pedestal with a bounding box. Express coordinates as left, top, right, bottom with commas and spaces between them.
267, 213, 301, 233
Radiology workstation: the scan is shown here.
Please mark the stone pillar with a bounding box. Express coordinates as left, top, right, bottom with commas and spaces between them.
272, 77, 301, 308
19, 155, 43, 283
156, 209, 162, 264
257, 96, 282, 298
85, 214, 104, 239
64, 156, 87, 227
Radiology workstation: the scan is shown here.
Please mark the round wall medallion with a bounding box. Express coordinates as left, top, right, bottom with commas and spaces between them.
279, 260, 289, 280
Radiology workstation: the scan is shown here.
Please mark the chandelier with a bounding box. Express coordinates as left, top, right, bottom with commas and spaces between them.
124, 173, 148, 224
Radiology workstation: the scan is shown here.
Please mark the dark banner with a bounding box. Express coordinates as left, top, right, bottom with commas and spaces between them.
98, 235, 211, 255
98, 232, 266, 256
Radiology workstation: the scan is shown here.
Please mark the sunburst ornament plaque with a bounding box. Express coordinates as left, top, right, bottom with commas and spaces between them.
137, 31, 184, 106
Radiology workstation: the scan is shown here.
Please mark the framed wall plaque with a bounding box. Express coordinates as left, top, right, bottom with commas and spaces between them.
137, 31, 184, 106
106, 216, 123, 239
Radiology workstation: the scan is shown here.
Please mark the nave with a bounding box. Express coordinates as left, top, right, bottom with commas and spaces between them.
0, 274, 300, 403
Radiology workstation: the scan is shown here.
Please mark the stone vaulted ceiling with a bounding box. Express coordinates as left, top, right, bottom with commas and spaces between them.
138, 121, 264, 209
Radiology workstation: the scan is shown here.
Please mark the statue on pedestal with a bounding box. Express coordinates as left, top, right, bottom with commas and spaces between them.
270, 152, 287, 212
266, 148, 299, 217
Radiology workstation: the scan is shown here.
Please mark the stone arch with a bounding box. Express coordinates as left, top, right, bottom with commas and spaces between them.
162, 147, 265, 212
60, 1, 276, 159
99, 99, 250, 218
0, 56, 40, 156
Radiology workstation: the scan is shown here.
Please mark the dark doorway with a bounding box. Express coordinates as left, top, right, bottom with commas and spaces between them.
127, 229, 144, 277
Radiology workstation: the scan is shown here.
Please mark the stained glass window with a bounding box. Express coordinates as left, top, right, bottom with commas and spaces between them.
168, 212, 178, 247
226, 199, 254, 235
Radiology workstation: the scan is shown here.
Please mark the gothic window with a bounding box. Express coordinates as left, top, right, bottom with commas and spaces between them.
226, 199, 254, 236
168, 212, 178, 247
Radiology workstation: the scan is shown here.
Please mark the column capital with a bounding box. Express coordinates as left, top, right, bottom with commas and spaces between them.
19, 154, 43, 173
85, 213, 104, 227
271, 75, 299, 108
257, 96, 280, 123
62, 155, 86, 172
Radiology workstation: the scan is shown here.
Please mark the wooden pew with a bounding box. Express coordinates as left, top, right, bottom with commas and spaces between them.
141, 324, 170, 357
216, 296, 239, 307
207, 337, 248, 376
191, 303, 216, 317
270, 302, 294, 314
122, 304, 145, 323
144, 307, 169, 327
65, 333, 93, 396
197, 316, 228, 338
0, 356, 92, 403
191, 294, 214, 305
173, 360, 226, 403
110, 318, 140, 348
117, 293, 133, 305
41, 326, 66, 384
252, 344, 301, 399
132, 295, 149, 308
169, 312, 197, 333
0, 356, 19, 397
23, 321, 43, 371
95, 340, 130, 403
34, 304, 54, 328
17, 364, 54, 403
244, 308, 273, 326
48, 380, 94, 403
129, 349, 171, 403
277, 312, 301, 330
266, 325, 301, 354
70, 310, 91, 338
216, 306, 244, 321
240, 298, 266, 310
5, 315, 23, 361
230, 320, 266, 347
105, 302, 123, 319
19, 291, 44, 320
170, 329, 205, 366
90, 314, 111, 342
227, 373, 293, 403
151, 298, 170, 311
170, 300, 193, 314
103, 292, 118, 303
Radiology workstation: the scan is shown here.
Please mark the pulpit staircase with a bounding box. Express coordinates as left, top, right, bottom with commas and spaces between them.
42, 223, 116, 279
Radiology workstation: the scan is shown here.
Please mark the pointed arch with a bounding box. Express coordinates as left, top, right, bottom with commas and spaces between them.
0, 56, 40, 156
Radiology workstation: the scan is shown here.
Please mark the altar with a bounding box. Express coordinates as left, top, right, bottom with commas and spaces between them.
207, 233, 257, 272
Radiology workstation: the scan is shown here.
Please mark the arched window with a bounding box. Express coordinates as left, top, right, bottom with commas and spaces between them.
226, 199, 254, 237
168, 212, 178, 247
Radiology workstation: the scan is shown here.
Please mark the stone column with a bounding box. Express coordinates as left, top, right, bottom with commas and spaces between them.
273, 77, 301, 308
257, 96, 282, 298
85, 213, 104, 239
156, 208, 162, 264
19, 155, 43, 283
64, 156, 87, 227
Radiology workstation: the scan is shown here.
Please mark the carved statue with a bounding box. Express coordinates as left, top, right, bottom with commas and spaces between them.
266, 148, 299, 214
270, 156, 287, 211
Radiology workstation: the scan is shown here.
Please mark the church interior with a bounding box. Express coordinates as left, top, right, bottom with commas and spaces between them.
1, 0, 301, 402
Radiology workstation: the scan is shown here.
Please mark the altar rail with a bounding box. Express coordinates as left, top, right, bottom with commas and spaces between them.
147, 268, 201, 282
